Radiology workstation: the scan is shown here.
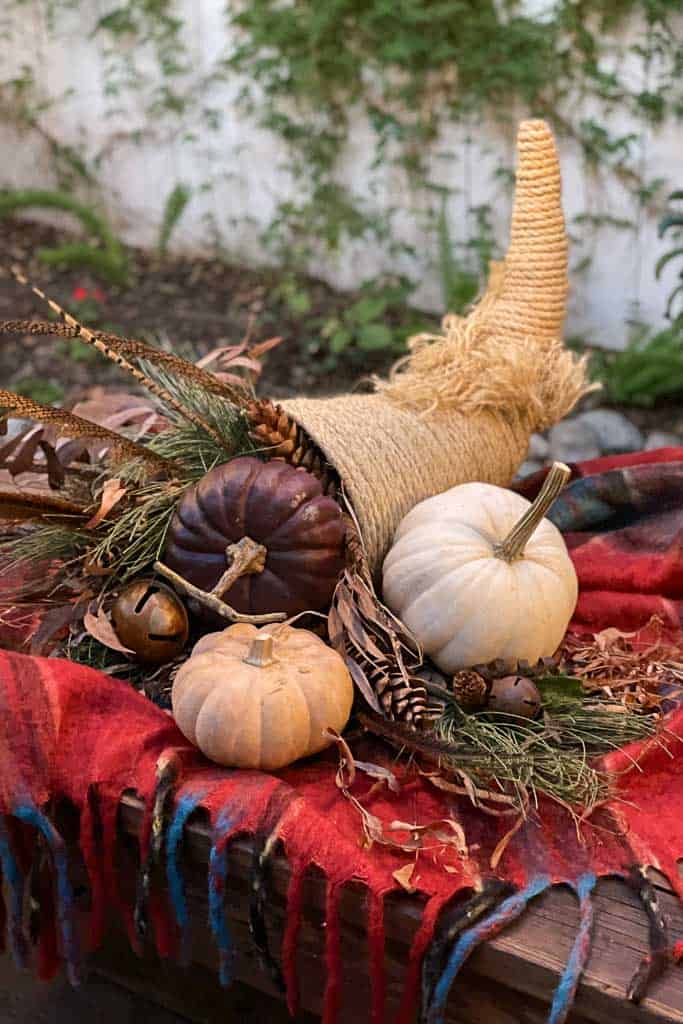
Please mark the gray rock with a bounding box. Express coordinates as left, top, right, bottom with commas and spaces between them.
514, 459, 544, 480
3, 418, 33, 441
645, 430, 682, 451
547, 420, 602, 464
573, 409, 643, 455
527, 432, 550, 461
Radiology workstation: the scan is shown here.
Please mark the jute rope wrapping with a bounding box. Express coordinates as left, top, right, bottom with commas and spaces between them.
283, 120, 593, 574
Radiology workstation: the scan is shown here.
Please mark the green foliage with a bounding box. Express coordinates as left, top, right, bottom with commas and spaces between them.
436, 685, 656, 810
437, 200, 496, 314
0, 189, 129, 285
316, 277, 420, 369
591, 323, 683, 406
228, 0, 683, 277
657, 190, 683, 321
158, 183, 192, 258
12, 377, 64, 404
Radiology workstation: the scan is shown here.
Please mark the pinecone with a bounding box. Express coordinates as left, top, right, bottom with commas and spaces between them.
452, 669, 488, 712
246, 399, 338, 497
362, 658, 428, 726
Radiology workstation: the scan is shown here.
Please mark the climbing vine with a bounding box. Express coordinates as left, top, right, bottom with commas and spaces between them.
226, 0, 683, 275
0, 0, 682, 322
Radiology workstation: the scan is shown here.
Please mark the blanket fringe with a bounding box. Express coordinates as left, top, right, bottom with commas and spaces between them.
0, 790, 681, 1024
208, 808, 237, 986
627, 866, 671, 1003
424, 876, 550, 1024
548, 874, 597, 1024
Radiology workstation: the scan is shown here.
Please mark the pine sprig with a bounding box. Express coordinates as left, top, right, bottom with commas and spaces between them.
143, 367, 257, 478
433, 691, 658, 812
87, 479, 185, 583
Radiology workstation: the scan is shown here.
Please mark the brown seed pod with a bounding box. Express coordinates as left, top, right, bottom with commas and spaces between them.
487, 675, 542, 719
452, 669, 488, 712
112, 580, 189, 664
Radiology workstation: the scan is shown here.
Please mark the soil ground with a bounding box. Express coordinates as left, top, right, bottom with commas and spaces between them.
1, 217, 679, 438
0, 218, 424, 405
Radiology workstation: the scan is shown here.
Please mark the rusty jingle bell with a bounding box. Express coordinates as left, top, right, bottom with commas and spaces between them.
111, 580, 189, 664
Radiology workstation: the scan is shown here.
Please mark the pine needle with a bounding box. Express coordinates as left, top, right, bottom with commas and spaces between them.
143, 366, 257, 477
434, 692, 658, 812
87, 479, 185, 582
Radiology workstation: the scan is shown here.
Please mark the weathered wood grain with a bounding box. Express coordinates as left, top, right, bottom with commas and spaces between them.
111, 793, 683, 1023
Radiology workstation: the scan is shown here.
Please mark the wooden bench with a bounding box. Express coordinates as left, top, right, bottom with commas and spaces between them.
81, 793, 683, 1024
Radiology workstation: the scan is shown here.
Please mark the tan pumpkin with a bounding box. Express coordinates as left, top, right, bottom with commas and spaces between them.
171, 623, 353, 770
382, 463, 578, 673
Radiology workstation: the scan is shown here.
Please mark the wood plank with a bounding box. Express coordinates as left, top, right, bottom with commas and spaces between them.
114, 793, 683, 1023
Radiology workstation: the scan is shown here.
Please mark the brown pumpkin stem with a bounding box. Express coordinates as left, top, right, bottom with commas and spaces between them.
493, 462, 571, 563
211, 536, 267, 599
152, 559, 286, 625
243, 634, 275, 667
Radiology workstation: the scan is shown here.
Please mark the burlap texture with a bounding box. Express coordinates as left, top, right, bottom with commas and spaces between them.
283, 120, 590, 574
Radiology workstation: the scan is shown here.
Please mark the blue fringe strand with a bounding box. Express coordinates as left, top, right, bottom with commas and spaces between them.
13, 802, 79, 985
0, 814, 28, 967
166, 790, 205, 964
427, 875, 550, 1024
208, 809, 236, 986
547, 873, 597, 1024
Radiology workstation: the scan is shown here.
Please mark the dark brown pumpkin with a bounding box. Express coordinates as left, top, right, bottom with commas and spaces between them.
163, 456, 346, 617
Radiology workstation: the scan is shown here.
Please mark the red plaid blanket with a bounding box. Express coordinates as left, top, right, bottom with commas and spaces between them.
1, 448, 683, 1024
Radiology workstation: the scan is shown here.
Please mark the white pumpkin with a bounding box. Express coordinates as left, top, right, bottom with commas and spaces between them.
382, 463, 578, 673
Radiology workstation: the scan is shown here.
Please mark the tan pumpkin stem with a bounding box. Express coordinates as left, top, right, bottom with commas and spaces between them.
152, 559, 286, 625
493, 462, 571, 563
212, 536, 267, 599
243, 634, 275, 667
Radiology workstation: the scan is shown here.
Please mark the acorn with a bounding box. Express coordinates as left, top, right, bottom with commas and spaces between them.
111, 580, 189, 665
487, 675, 541, 719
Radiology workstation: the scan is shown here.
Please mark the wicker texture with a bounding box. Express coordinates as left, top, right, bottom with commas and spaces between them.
282, 120, 589, 574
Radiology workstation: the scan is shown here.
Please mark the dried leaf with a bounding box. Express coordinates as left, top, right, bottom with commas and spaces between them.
595, 626, 639, 652
389, 818, 468, 855
392, 862, 417, 892
83, 607, 134, 654
344, 656, 383, 714
325, 727, 356, 788
249, 335, 284, 360
85, 478, 127, 529
5, 427, 44, 476
30, 601, 86, 656
354, 760, 401, 793
38, 440, 65, 489
490, 814, 525, 870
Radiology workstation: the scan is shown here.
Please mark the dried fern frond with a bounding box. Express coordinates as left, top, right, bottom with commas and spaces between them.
0, 319, 250, 404
0, 389, 169, 474
8, 268, 233, 445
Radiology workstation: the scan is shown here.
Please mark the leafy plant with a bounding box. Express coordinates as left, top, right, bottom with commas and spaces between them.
317, 277, 419, 367
0, 190, 129, 285
437, 200, 497, 314
656, 190, 683, 321
158, 183, 192, 258
12, 377, 64, 405
590, 322, 683, 406
275, 273, 313, 316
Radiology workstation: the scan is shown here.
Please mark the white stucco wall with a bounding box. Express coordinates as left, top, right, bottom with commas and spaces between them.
1, 1, 681, 348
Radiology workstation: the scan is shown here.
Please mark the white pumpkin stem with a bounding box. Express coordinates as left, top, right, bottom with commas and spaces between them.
494, 462, 571, 563
244, 634, 275, 667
